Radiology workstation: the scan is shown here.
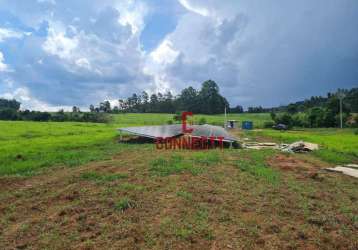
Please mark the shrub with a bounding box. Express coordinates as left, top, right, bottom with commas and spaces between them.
173, 112, 182, 122
264, 121, 274, 128
198, 117, 207, 125
272, 113, 293, 128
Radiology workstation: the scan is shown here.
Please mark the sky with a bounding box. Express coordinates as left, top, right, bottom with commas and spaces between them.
0, 0, 357, 111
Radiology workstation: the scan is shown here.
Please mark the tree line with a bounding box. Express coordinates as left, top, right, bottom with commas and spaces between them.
1, 80, 357, 128
89, 80, 240, 114
248, 88, 358, 114
0, 99, 110, 123
264, 88, 358, 128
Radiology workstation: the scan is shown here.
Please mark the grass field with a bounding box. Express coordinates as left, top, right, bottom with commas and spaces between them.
0, 114, 357, 249
0, 121, 122, 175
0, 113, 272, 176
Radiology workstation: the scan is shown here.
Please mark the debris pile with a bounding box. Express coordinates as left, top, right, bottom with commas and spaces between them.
243, 140, 319, 153
280, 141, 319, 153
244, 142, 278, 150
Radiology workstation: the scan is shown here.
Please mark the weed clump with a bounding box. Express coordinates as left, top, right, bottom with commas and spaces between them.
115, 197, 136, 211
176, 190, 193, 200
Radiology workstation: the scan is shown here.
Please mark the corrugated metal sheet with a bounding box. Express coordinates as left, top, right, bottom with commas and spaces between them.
119, 125, 182, 139
118, 124, 237, 142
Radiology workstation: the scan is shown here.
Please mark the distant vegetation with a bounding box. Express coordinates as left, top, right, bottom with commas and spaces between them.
0, 99, 111, 123
1, 80, 357, 128
268, 88, 358, 128
90, 80, 242, 115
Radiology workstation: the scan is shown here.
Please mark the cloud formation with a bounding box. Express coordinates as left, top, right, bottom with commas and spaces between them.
0, 0, 357, 110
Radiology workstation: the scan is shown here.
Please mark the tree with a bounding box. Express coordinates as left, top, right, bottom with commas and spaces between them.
100, 101, 111, 113
141, 91, 149, 112
178, 86, 199, 112
287, 104, 298, 114
307, 107, 325, 127
150, 94, 158, 112
72, 106, 80, 113
89, 105, 95, 112
230, 105, 243, 113
0, 98, 21, 111
198, 80, 223, 114
273, 113, 294, 128
142, 91, 149, 104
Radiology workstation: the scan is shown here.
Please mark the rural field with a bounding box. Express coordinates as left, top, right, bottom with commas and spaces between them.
0, 114, 357, 249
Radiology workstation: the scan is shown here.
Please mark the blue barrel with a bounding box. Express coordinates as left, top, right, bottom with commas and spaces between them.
242, 121, 253, 130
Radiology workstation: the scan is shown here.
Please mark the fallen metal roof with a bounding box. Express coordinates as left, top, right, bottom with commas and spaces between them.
118, 124, 237, 142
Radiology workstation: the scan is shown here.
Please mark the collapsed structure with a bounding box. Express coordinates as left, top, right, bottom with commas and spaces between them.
118, 124, 238, 148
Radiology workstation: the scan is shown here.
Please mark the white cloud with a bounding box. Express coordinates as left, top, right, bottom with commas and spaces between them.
178, 0, 209, 17
75, 57, 91, 70
150, 39, 179, 65
116, 0, 149, 34
42, 28, 79, 60
0, 0, 357, 110
0, 86, 72, 111
0, 51, 12, 72
0, 28, 24, 42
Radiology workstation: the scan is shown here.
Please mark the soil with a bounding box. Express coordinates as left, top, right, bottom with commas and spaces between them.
0, 147, 357, 249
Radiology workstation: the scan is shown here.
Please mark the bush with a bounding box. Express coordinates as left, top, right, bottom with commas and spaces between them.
272, 113, 293, 128
173, 112, 182, 122
0, 109, 19, 120
167, 120, 173, 125
264, 121, 274, 128
81, 113, 112, 123
198, 117, 207, 125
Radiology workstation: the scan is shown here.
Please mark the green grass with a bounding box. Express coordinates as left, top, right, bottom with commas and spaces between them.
248, 128, 358, 164
149, 152, 222, 176
149, 155, 199, 176
80, 171, 128, 182
191, 151, 220, 166
0, 121, 125, 175
0, 113, 270, 176
1, 113, 356, 176
114, 197, 137, 212
176, 190, 193, 201
235, 149, 280, 185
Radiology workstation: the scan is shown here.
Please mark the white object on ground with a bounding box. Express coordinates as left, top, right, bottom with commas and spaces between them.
325, 166, 358, 178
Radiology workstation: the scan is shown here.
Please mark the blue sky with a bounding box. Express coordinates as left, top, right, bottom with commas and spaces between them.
0, 0, 357, 110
